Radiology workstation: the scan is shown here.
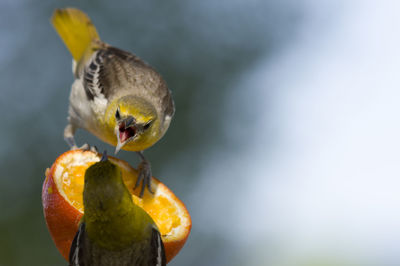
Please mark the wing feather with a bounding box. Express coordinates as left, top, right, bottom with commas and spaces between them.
149, 227, 166, 266
69, 222, 86, 266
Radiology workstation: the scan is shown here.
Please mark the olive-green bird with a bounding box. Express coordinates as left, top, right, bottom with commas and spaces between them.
51, 8, 175, 196
69, 152, 166, 266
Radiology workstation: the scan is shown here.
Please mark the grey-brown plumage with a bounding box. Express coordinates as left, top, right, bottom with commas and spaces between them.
54, 7, 175, 196
72, 46, 175, 197
77, 45, 174, 128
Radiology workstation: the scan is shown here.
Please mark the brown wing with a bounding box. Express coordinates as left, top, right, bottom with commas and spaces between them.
83, 46, 174, 118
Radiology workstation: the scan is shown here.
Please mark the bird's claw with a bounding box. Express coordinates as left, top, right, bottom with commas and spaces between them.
65, 136, 77, 149
65, 135, 98, 152
135, 160, 153, 198
76, 143, 98, 153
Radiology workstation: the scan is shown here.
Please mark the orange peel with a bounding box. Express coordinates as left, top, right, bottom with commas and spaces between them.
42, 149, 191, 263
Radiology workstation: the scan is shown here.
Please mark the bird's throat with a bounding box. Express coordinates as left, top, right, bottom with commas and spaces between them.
119, 124, 136, 143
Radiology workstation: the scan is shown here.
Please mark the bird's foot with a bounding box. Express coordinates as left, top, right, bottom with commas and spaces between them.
79, 143, 98, 153
65, 136, 77, 149
67, 141, 98, 153
135, 159, 154, 198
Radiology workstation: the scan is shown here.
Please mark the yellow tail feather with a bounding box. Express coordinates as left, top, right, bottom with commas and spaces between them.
51, 8, 100, 62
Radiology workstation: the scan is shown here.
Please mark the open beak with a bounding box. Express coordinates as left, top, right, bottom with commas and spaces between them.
115, 117, 136, 154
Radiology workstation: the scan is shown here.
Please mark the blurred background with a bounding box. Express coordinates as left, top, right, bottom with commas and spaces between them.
1, 0, 400, 265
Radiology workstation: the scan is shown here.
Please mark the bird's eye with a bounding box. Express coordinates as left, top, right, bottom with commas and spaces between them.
143, 121, 152, 130
115, 108, 121, 120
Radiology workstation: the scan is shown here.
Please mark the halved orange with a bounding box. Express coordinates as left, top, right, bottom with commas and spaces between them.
42, 150, 191, 263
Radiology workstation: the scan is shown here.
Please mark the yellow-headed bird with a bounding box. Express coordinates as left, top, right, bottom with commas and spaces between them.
51, 8, 174, 196
69, 152, 166, 266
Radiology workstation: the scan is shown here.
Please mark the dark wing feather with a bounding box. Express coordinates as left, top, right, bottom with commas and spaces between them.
69, 222, 86, 266
83, 51, 105, 101
148, 227, 166, 266
83, 47, 150, 101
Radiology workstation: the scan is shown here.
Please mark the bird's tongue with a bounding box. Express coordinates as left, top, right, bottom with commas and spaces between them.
119, 124, 136, 143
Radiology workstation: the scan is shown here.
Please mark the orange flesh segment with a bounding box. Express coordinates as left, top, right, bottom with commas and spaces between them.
56, 156, 182, 238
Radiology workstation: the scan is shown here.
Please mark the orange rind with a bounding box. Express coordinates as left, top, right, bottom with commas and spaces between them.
42, 149, 191, 263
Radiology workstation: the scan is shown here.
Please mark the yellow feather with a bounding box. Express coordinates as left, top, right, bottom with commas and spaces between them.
51, 8, 100, 61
